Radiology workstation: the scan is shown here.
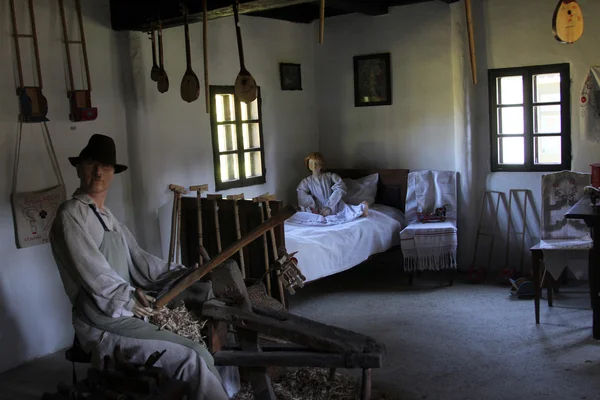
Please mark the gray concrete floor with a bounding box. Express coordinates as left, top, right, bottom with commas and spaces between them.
1, 259, 598, 400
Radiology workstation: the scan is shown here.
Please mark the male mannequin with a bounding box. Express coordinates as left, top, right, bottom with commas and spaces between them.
50, 134, 229, 400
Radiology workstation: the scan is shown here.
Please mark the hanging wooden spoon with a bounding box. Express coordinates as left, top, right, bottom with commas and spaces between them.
157, 20, 169, 93
150, 29, 160, 82
232, 0, 257, 104
180, 5, 200, 102
203, 0, 210, 113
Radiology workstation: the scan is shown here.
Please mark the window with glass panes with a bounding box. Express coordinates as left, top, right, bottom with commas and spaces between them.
209, 86, 265, 190
488, 63, 571, 172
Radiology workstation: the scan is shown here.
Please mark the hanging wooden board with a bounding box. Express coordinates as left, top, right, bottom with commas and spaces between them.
180, 5, 200, 103
157, 20, 170, 94
10, 0, 49, 123
233, 0, 257, 104
552, 0, 584, 44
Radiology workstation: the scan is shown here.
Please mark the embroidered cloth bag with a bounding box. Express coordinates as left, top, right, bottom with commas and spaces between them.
11, 122, 66, 248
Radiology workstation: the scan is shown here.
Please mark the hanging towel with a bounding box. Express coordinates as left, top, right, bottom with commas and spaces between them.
540, 171, 591, 280
580, 66, 600, 142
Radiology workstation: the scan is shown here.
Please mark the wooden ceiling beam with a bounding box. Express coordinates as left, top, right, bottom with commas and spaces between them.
325, 0, 388, 16
131, 0, 316, 31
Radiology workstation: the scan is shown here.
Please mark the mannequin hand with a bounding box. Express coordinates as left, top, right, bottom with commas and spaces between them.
132, 289, 155, 318
320, 207, 332, 217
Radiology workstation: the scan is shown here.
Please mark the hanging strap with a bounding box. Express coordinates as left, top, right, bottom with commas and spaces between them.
89, 204, 110, 232
11, 121, 65, 193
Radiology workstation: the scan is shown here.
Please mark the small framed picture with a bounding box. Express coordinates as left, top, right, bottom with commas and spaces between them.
279, 63, 302, 91
353, 53, 392, 107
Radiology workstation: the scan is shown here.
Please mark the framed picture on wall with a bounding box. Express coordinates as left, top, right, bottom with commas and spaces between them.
353, 53, 392, 107
280, 63, 302, 91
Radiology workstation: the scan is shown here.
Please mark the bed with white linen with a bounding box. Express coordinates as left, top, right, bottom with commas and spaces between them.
284, 169, 409, 283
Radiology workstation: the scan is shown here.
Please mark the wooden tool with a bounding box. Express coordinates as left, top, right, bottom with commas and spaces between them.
157, 20, 169, 93
255, 193, 286, 303
206, 258, 383, 400
168, 184, 187, 264
203, 0, 210, 113
253, 194, 272, 296
58, 0, 98, 122
190, 184, 209, 265
227, 194, 246, 278
150, 29, 160, 82
465, 0, 477, 84
232, 0, 257, 104
319, 0, 325, 44
552, 0, 584, 44
155, 205, 296, 307
180, 5, 200, 103
207, 194, 223, 253
9, 0, 49, 123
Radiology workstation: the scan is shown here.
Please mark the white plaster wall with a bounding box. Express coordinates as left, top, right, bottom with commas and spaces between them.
0, 0, 132, 372
315, 3, 456, 171
482, 0, 600, 272
314, 2, 484, 268
118, 17, 318, 259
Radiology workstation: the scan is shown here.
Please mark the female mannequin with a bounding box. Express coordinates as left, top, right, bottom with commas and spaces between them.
295, 152, 368, 225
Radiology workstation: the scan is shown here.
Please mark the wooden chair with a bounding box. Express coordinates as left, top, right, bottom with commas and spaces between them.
530, 171, 592, 324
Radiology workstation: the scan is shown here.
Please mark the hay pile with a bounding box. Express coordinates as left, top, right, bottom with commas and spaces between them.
232, 367, 390, 400
150, 303, 208, 348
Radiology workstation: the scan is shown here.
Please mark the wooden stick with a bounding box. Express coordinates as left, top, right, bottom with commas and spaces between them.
28, 0, 43, 88
207, 194, 223, 253
465, 0, 477, 84
74, 0, 92, 91
202, 0, 210, 113
190, 184, 209, 265
155, 205, 296, 307
319, 0, 325, 44
262, 194, 286, 305
176, 193, 183, 263
168, 184, 187, 263
253, 194, 272, 296
168, 193, 178, 264
57, 0, 75, 92
227, 194, 246, 279
9, 0, 24, 89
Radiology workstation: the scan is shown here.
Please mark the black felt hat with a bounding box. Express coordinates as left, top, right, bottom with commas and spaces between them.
68, 134, 128, 173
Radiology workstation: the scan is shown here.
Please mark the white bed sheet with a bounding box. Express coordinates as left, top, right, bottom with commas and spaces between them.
284, 205, 404, 283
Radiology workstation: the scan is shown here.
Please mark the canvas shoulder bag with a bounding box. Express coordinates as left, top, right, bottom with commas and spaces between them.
11, 122, 66, 248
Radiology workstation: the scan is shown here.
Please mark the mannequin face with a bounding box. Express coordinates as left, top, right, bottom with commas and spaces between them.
77, 159, 115, 194
308, 158, 324, 174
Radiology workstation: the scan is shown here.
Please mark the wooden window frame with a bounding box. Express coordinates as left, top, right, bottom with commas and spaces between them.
488, 63, 571, 172
210, 85, 266, 191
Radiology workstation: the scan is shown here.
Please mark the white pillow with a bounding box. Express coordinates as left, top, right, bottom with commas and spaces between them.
343, 173, 379, 205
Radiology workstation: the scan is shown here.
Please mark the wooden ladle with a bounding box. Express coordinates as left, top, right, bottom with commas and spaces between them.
157, 20, 169, 93
180, 6, 200, 102
232, 0, 257, 104
150, 29, 160, 82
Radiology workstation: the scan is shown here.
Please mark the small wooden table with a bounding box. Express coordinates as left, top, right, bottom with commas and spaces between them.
565, 196, 600, 339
